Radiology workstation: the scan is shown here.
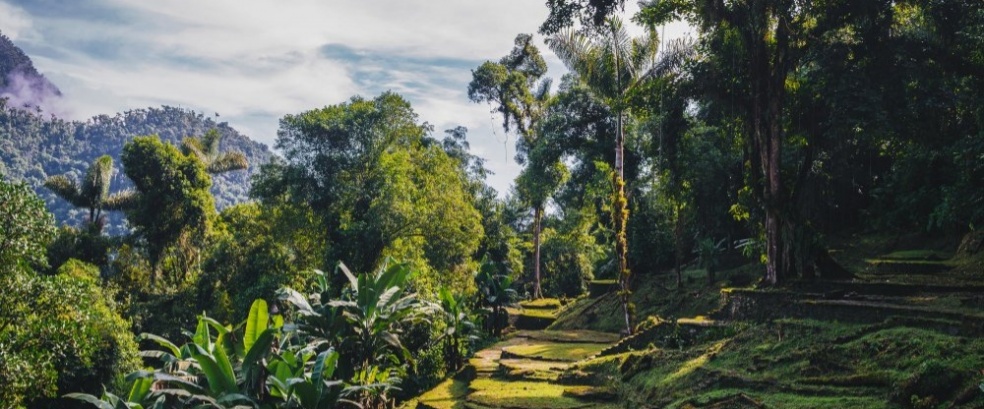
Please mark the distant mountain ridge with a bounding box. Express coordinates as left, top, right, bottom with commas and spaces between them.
0, 32, 273, 234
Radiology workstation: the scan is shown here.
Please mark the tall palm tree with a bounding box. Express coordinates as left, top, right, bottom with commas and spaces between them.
547, 17, 659, 335
180, 129, 249, 174
44, 155, 136, 231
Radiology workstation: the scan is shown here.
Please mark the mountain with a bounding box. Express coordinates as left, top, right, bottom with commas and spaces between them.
0, 33, 273, 234
0, 31, 63, 112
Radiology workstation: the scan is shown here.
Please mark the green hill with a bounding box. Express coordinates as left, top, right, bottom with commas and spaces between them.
0, 103, 273, 233
0, 31, 272, 233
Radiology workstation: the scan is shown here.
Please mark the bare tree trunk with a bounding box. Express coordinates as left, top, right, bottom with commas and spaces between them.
614, 113, 632, 335
533, 205, 543, 299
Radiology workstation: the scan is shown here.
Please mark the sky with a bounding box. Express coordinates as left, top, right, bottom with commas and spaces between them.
1, 0, 689, 195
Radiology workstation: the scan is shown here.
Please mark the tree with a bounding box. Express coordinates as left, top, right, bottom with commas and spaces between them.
0, 176, 56, 267
514, 145, 569, 297
256, 93, 482, 290
639, 0, 888, 284
547, 17, 659, 334
44, 155, 135, 232
469, 34, 555, 298
180, 129, 249, 175
121, 136, 215, 285
541, 0, 627, 35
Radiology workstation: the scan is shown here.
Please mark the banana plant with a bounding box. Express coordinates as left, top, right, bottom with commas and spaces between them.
65, 374, 164, 409
436, 286, 478, 372
266, 348, 345, 409
91, 300, 280, 408
283, 260, 427, 374
474, 261, 518, 337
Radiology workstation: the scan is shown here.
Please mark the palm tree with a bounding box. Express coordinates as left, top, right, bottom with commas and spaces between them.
547, 17, 659, 335
44, 155, 135, 231
180, 129, 249, 174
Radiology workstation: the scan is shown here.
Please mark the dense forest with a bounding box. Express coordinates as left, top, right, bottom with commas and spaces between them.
1, 1, 983, 408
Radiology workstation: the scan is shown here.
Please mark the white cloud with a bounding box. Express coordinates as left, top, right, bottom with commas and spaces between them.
7, 0, 693, 195
0, 1, 35, 41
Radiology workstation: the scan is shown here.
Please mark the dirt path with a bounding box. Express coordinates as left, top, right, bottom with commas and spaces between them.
409, 329, 622, 409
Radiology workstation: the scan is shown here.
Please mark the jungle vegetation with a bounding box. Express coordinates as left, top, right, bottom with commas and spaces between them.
1, 1, 982, 408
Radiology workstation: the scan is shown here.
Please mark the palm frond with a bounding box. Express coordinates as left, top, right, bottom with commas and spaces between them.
44, 175, 84, 206
103, 189, 139, 211
207, 152, 249, 174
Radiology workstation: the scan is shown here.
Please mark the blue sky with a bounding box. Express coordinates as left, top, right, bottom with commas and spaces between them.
1, 0, 686, 194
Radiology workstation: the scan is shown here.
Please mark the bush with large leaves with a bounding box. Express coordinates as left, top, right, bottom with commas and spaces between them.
70, 299, 346, 409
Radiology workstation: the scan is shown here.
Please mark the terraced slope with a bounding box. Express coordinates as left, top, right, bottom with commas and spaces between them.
408, 330, 620, 409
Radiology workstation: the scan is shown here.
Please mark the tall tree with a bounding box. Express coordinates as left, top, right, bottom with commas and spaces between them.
547, 17, 658, 333
43, 155, 135, 232
515, 144, 570, 297
639, 0, 887, 284
254, 92, 483, 289
121, 136, 215, 285
468, 34, 556, 298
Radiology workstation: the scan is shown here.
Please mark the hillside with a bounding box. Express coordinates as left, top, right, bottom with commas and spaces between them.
0, 30, 272, 233
0, 103, 273, 233
408, 233, 984, 409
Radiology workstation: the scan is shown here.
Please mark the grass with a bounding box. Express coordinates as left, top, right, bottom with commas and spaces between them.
411, 378, 470, 409
617, 319, 984, 408
881, 249, 950, 260
412, 232, 984, 409
550, 267, 748, 334
521, 298, 563, 309
501, 342, 609, 362
467, 379, 610, 409
514, 329, 620, 344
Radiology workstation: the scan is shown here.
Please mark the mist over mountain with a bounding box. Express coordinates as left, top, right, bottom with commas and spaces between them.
0, 32, 273, 234
0, 31, 63, 114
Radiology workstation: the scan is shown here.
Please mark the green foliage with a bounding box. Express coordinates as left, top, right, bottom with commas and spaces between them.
180, 129, 249, 175
1, 260, 140, 409
46, 225, 114, 272
72, 298, 349, 409
121, 135, 215, 283
282, 260, 428, 407
0, 176, 56, 267
43, 155, 136, 232
256, 92, 482, 292
197, 203, 312, 323
474, 261, 519, 336
0, 102, 271, 234
436, 286, 479, 372
540, 223, 599, 298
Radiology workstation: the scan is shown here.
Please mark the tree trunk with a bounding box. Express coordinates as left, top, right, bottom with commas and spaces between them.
674, 202, 685, 289
614, 113, 632, 336
533, 205, 543, 299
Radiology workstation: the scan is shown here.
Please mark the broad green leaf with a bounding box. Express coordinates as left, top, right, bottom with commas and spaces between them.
242, 328, 276, 367
192, 350, 238, 395
213, 333, 236, 389
127, 376, 154, 403
201, 316, 231, 336
338, 262, 358, 291
193, 315, 211, 350
64, 393, 115, 409
245, 299, 269, 352
139, 333, 181, 357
